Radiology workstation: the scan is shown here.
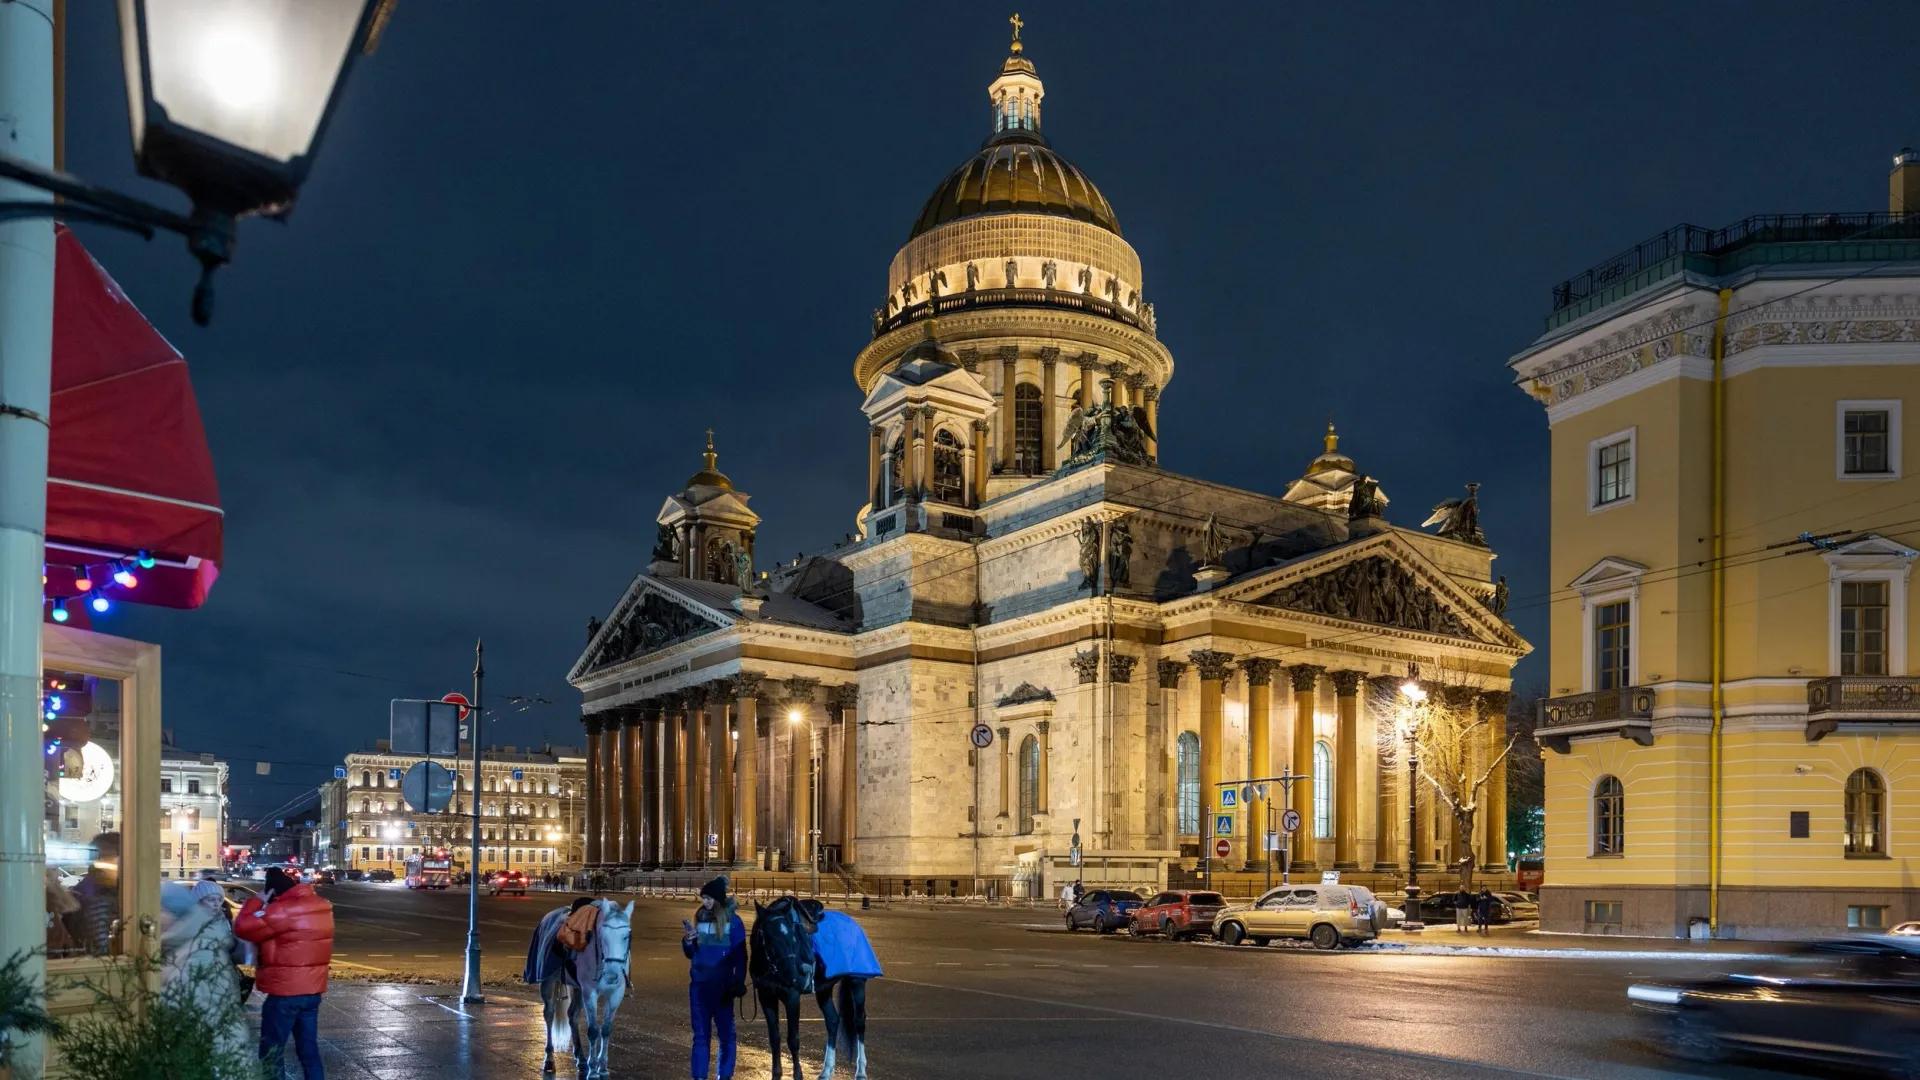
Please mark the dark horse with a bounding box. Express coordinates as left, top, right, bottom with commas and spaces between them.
750, 896, 817, 1080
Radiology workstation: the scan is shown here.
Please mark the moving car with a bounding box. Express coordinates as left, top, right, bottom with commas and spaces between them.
315, 869, 338, 886
1628, 936, 1920, 1074
1065, 888, 1142, 933
490, 870, 529, 896
344, 869, 367, 882
1213, 884, 1388, 950
367, 868, 396, 883
1130, 890, 1227, 940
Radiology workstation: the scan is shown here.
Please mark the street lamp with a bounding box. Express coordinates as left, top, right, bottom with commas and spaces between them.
789, 709, 822, 895
1399, 675, 1428, 933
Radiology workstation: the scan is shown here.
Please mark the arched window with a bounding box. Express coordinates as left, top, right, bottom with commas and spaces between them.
1845, 768, 1886, 856
1313, 741, 1334, 838
932, 429, 965, 503
359, 770, 370, 787
359, 799, 369, 814
706, 536, 736, 584
1176, 731, 1200, 835
1017, 735, 1040, 835
1013, 383, 1043, 473
1593, 776, 1624, 855
886, 434, 906, 505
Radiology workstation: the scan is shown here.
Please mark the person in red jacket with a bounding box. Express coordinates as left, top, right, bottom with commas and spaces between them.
234, 867, 334, 1080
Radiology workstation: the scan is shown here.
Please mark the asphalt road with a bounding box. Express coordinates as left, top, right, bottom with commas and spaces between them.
314, 880, 1829, 1079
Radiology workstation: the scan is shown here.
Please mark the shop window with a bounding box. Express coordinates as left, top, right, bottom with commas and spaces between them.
1847, 905, 1888, 929
1584, 900, 1623, 926
1844, 768, 1886, 856
1593, 775, 1624, 855
1176, 731, 1200, 835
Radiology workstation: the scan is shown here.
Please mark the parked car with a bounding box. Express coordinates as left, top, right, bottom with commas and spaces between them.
1493, 891, 1538, 920
344, 868, 367, 882
315, 869, 338, 886
219, 882, 257, 921
1417, 890, 1514, 925
1213, 884, 1388, 950
490, 870, 529, 897
1130, 890, 1227, 940
368, 868, 396, 883
1065, 889, 1143, 933
1629, 935, 1920, 1074
1892, 921, 1920, 937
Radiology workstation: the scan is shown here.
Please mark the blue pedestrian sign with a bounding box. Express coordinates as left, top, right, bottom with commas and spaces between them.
511, 769, 524, 781
1214, 813, 1235, 836
1219, 788, 1237, 808
333, 766, 346, 779
388, 767, 401, 781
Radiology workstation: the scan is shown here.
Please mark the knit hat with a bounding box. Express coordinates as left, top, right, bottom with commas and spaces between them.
700, 875, 730, 903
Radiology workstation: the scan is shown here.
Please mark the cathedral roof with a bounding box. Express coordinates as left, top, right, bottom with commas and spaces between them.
683, 430, 733, 492
908, 138, 1119, 241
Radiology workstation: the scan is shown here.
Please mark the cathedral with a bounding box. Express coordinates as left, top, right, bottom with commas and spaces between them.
568, 24, 1530, 896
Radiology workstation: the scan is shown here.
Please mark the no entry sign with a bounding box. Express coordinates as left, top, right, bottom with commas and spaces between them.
1214, 838, 1231, 859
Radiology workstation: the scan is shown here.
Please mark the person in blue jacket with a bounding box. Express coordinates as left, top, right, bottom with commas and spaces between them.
682, 875, 746, 1080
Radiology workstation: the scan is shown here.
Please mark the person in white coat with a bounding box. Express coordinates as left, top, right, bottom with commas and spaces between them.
1059, 880, 1075, 910
158, 882, 252, 1075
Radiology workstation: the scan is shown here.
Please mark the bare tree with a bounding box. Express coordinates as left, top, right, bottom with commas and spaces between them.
1373, 671, 1522, 890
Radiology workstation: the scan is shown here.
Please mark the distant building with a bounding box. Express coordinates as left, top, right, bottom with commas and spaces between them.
340, 743, 587, 874
1510, 151, 1920, 937
315, 777, 349, 869
159, 731, 227, 880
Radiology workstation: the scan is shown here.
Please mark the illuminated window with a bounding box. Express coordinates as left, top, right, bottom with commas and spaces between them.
932, 429, 965, 503
1013, 383, 1043, 473
1176, 731, 1200, 835
1845, 768, 1886, 856
1593, 776, 1624, 855
1312, 741, 1333, 838
1017, 735, 1039, 835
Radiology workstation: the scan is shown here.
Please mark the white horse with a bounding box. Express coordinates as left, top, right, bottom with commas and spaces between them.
528, 899, 633, 1077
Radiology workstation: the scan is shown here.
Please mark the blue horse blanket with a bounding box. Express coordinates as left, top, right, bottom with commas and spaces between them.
811, 911, 881, 980
525, 905, 605, 987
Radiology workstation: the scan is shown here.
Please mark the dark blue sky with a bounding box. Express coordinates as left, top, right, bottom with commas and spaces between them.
58, 3, 1915, 820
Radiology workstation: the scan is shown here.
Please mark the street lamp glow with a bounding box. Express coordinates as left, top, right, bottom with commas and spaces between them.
788, 709, 802, 724
1400, 680, 1426, 701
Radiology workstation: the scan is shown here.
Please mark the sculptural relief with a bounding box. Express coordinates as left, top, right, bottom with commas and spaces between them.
1261, 556, 1470, 638
585, 590, 725, 671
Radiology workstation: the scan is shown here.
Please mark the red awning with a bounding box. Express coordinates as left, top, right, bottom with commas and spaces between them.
42, 225, 223, 612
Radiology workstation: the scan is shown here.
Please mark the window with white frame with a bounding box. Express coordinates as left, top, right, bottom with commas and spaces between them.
1312, 742, 1333, 838
1838, 400, 1901, 478
1590, 429, 1635, 509
1823, 537, 1915, 678
1594, 600, 1632, 691
1840, 580, 1890, 676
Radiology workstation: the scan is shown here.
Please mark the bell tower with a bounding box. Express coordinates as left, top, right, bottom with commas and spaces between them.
655, 431, 760, 585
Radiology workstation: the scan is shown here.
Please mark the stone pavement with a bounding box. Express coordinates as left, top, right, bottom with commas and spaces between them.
258, 980, 691, 1080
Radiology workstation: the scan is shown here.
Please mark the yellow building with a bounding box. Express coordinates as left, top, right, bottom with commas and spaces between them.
1511, 152, 1920, 938
340, 743, 587, 875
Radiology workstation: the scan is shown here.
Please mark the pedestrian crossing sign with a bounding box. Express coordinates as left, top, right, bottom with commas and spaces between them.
1219, 788, 1237, 808
1214, 813, 1235, 836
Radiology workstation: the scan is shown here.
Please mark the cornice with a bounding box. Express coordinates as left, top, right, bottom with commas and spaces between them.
854, 307, 1175, 392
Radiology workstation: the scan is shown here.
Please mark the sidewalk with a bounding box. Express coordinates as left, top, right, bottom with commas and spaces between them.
261, 981, 578, 1080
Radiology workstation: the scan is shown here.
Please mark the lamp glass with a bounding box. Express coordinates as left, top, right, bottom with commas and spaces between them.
135, 0, 367, 164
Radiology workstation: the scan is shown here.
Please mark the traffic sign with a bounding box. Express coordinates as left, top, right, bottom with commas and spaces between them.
442, 692, 471, 720
388, 767, 402, 781
1214, 838, 1231, 859
333, 766, 347, 779
403, 761, 455, 813
1214, 813, 1235, 836
274, 819, 283, 829
1265, 830, 1280, 852
390, 699, 460, 757
1219, 788, 1237, 808
511, 768, 524, 781
1280, 808, 1303, 834
969, 723, 993, 749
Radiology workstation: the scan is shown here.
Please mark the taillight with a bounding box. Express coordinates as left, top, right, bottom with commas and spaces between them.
1350, 896, 1361, 916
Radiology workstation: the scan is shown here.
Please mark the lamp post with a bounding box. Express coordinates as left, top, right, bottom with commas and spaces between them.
1399, 676, 1428, 933
0, 4, 392, 1041
788, 709, 822, 896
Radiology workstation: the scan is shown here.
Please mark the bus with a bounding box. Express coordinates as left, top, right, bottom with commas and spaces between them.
405, 851, 453, 890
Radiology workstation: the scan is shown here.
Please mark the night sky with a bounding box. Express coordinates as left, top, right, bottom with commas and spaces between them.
55, 3, 1916, 823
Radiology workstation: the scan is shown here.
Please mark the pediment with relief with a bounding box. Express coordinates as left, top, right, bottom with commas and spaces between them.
578, 582, 729, 676
1253, 555, 1472, 638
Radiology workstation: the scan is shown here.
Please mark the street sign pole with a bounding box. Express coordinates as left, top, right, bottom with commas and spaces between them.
460, 640, 485, 1004
1217, 771, 1310, 890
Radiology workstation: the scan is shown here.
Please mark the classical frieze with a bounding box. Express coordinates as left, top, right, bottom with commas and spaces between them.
582, 588, 727, 674
1253, 556, 1471, 639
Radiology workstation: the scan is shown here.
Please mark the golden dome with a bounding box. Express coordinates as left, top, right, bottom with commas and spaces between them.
1304, 421, 1355, 476
909, 136, 1119, 241
684, 430, 733, 491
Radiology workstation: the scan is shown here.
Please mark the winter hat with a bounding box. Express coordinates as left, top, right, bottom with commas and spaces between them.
192, 878, 227, 909
264, 867, 297, 896
699, 875, 730, 903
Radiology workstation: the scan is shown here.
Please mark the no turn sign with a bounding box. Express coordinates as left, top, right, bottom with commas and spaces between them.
1214, 838, 1231, 859
969, 723, 994, 749
1281, 808, 1303, 834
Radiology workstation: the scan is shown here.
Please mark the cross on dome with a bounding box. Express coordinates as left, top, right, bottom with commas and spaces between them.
991, 15, 1042, 137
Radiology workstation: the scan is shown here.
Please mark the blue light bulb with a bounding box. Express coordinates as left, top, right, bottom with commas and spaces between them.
90, 595, 109, 613
137, 550, 156, 569
50, 602, 69, 623
48, 695, 61, 712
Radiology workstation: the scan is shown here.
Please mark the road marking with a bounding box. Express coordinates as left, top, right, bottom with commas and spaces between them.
367, 954, 394, 958
935, 962, 960, 967
413, 954, 440, 958
1130, 965, 1158, 968
984, 963, 1010, 967
883, 976, 1623, 1080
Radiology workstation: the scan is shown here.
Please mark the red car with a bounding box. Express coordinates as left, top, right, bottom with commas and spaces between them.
489, 870, 529, 896
1130, 889, 1227, 940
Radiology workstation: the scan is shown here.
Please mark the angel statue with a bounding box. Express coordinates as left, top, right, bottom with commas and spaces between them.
1490, 574, 1510, 619
1422, 482, 1487, 547
733, 547, 754, 592
1348, 475, 1383, 520
1059, 379, 1151, 468
1199, 512, 1225, 567
965, 261, 979, 291
652, 523, 678, 562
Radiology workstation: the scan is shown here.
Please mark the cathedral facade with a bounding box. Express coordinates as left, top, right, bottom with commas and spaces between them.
569, 28, 1529, 894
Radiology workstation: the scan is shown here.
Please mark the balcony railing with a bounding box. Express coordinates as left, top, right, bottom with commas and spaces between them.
1805, 675, 1920, 741
1537, 686, 1655, 754
875, 286, 1152, 339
